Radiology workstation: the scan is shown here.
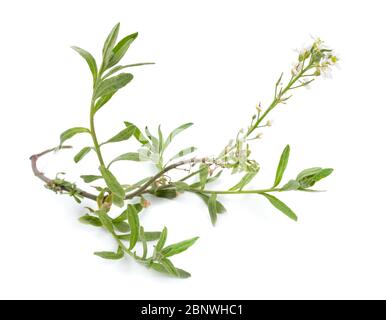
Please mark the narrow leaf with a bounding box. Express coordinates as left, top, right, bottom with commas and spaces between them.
152, 188, 178, 199
71, 46, 98, 83
174, 181, 190, 192
74, 147, 92, 163
102, 125, 135, 145
94, 247, 124, 260
281, 179, 300, 191
164, 123, 193, 149
261, 193, 298, 221
96, 209, 115, 233
124, 178, 151, 192
102, 23, 120, 69
118, 232, 161, 242
208, 193, 218, 225
113, 204, 142, 223
112, 194, 124, 208
113, 221, 130, 233
145, 126, 159, 151
296, 167, 333, 188
99, 166, 125, 204
107, 32, 138, 68
149, 262, 191, 278
140, 226, 148, 259
94, 92, 115, 113
296, 167, 322, 181
79, 214, 102, 227
80, 175, 102, 183
124, 121, 149, 145
199, 164, 209, 190
158, 125, 164, 154
190, 170, 223, 189
60, 127, 89, 146
229, 172, 257, 191
108, 152, 143, 167
155, 227, 168, 252
94, 73, 133, 100
194, 191, 226, 214
160, 258, 179, 277
103, 62, 155, 79
161, 237, 199, 258
169, 147, 197, 162
273, 145, 290, 187
127, 204, 140, 250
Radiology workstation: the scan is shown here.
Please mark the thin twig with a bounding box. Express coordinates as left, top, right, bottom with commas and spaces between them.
30, 146, 98, 201
30, 147, 210, 201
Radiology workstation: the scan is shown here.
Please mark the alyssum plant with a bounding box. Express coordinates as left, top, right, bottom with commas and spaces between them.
30, 23, 338, 278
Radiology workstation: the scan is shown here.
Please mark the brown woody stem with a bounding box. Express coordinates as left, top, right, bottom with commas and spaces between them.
30, 147, 210, 202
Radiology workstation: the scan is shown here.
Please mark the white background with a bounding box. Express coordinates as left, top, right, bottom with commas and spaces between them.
0, 0, 385, 300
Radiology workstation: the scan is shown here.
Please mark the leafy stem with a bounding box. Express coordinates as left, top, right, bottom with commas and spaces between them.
89, 97, 106, 168
31, 24, 338, 278
195, 188, 281, 195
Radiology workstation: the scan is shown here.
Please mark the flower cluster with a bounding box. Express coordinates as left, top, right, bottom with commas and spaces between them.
295, 38, 339, 78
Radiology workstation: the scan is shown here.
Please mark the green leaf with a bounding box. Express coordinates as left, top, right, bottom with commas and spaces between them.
208, 193, 218, 225
94, 73, 133, 100
296, 167, 323, 181
199, 164, 209, 190
296, 167, 333, 188
94, 247, 124, 260
59, 127, 89, 146
261, 193, 298, 221
124, 178, 151, 192
273, 145, 290, 188
155, 227, 168, 252
149, 262, 191, 278
113, 204, 142, 223
80, 175, 102, 183
174, 181, 190, 192
127, 204, 140, 250
74, 147, 92, 163
142, 232, 162, 242
190, 170, 223, 189
94, 92, 115, 113
107, 32, 138, 69
99, 166, 125, 205
140, 226, 148, 259
161, 237, 199, 258
145, 126, 159, 151
79, 214, 102, 227
118, 231, 161, 242
113, 221, 130, 233
103, 62, 155, 79
229, 172, 257, 191
169, 147, 197, 162
152, 188, 178, 199
102, 125, 135, 145
108, 152, 143, 167
281, 179, 300, 191
158, 125, 164, 154
160, 258, 179, 277
102, 23, 120, 70
124, 121, 149, 145
194, 191, 226, 214
96, 209, 115, 233
112, 194, 124, 208
164, 123, 193, 149
71, 46, 98, 84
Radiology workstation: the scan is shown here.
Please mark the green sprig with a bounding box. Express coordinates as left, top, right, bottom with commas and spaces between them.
31, 24, 338, 278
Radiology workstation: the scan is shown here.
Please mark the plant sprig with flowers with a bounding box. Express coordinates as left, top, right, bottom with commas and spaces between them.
30, 23, 338, 278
